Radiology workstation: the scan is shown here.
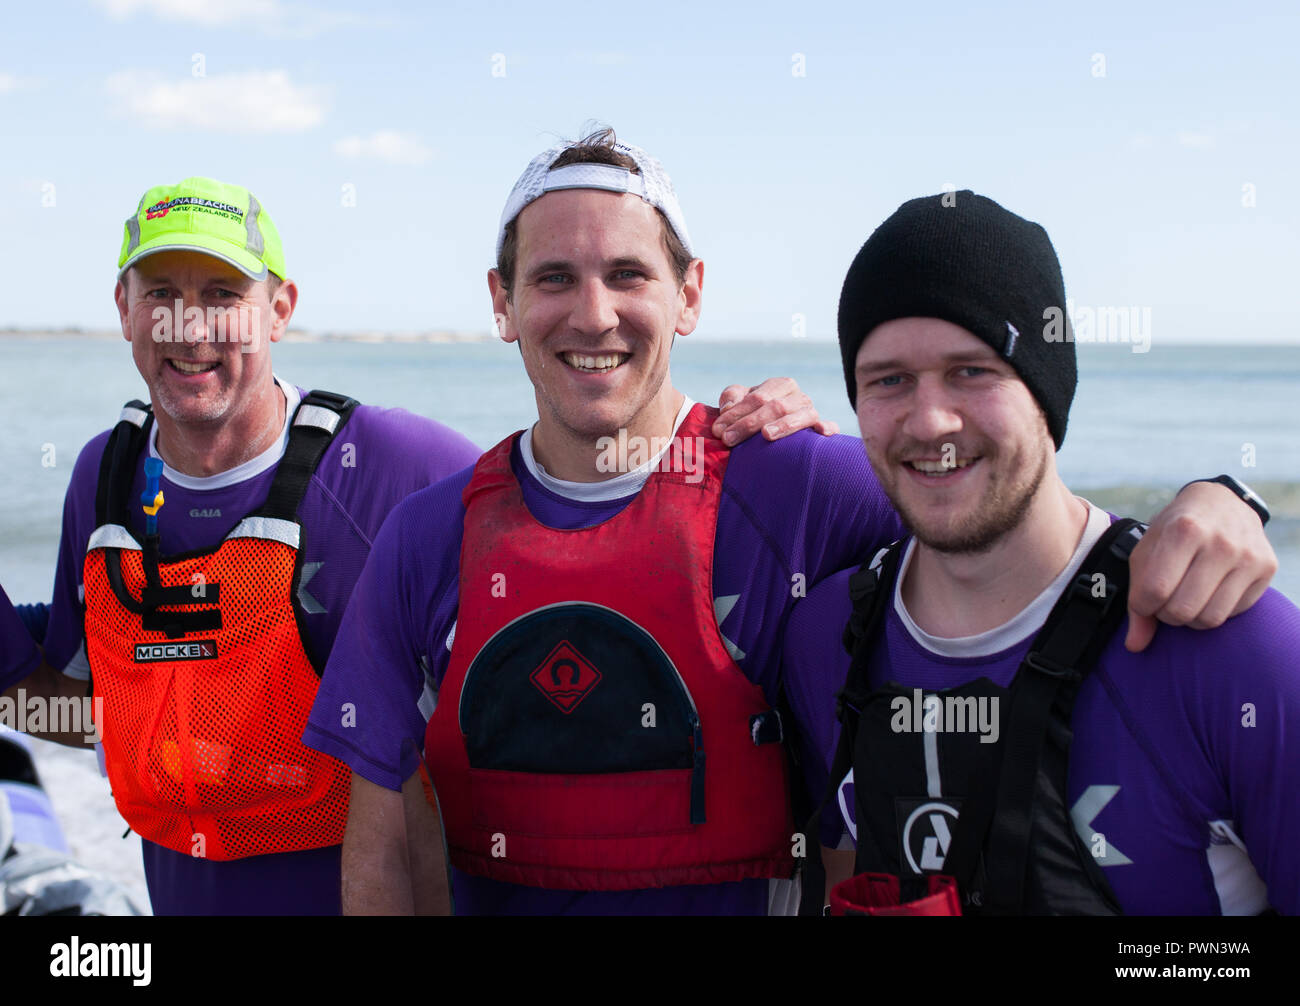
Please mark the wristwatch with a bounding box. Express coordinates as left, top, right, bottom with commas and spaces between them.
1185, 475, 1270, 527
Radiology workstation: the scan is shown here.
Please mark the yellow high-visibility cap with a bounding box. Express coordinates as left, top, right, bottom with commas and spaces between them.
118, 176, 286, 281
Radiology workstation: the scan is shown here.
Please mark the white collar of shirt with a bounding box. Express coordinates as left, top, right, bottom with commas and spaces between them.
518, 396, 696, 503
893, 499, 1111, 658
147, 377, 299, 491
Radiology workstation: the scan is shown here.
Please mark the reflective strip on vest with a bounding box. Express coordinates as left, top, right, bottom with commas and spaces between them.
293, 404, 341, 435
87, 524, 141, 553
227, 516, 300, 549
119, 406, 149, 428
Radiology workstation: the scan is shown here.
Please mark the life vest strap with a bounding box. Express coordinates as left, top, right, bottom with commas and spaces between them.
824, 518, 1145, 915
141, 606, 222, 638
95, 401, 153, 529
971, 517, 1144, 913
88, 390, 357, 649
813, 539, 905, 853
141, 584, 221, 607
257, 390, 358, 522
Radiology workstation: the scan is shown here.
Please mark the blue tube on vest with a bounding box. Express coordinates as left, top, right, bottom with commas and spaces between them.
142, 457, 164, 537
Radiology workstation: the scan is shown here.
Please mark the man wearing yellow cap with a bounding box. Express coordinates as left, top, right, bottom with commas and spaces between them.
0, 176, 849, 914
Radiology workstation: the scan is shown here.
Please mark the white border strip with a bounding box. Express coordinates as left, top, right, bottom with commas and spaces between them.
293, 404, 341, 434
227, 516, 300, 549
86, 524, 141, 553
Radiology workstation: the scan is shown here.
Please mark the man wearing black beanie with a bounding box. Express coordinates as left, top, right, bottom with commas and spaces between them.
838, 191, 1075, 449
778, 191, 1293, 915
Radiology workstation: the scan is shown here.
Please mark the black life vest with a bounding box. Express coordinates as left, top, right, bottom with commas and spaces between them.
828, 518, 1146, 915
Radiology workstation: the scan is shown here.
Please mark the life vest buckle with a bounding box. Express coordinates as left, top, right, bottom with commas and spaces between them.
749, 709, 784, 745
1022, 649, 1079, 680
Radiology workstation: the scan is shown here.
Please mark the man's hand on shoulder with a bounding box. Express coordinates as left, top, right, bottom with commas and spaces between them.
1125, 480, 1277, 652
713, 377, 839, 445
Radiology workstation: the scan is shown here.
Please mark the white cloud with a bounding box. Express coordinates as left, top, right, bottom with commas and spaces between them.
92, 0, 362, 38
333, 130, 433, 166
0, 72, 31, 95
1176, 131, 1214, 149
105, 70, 327, 133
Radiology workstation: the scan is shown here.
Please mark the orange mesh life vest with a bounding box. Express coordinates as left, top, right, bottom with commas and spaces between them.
81, 393, 356, 861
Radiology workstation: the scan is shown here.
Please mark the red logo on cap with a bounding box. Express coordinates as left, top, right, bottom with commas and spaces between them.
529, 641, 602, 714
146, 200, 171, 220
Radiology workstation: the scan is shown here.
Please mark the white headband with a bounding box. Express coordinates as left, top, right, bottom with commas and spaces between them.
496, 141, 695, 259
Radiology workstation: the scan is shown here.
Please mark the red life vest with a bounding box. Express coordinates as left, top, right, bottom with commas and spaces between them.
81, 393, 356, 861
424, 404, 796, 891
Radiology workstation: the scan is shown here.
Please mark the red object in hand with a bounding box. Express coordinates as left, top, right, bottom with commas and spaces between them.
830, 873, 963, 916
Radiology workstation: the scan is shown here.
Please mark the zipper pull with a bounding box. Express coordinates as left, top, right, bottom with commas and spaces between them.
690, 717, 706, 825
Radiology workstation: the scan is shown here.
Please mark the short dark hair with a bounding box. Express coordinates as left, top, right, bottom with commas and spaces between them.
495, 126, 694, 300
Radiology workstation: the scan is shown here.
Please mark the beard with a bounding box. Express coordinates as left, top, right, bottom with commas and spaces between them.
888, 438, 1050, 556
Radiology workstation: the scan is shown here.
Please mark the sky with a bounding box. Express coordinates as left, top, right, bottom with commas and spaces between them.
1, 0, 1297, 342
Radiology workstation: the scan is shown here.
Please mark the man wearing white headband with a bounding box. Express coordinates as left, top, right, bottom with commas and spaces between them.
303, 128, 1280, 916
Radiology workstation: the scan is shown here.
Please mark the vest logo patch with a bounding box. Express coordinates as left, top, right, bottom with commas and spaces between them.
529, 640, 602, 714
134, 640, 218, 663
898, 798, 962, 874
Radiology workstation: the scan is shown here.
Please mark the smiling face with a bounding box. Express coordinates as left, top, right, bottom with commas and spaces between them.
115, 249, 293, 429
853, 317, 1054, 554
488, 188, 702, 458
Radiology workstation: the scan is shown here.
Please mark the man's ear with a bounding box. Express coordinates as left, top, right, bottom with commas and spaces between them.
267, 278, 298, 344
487, 268, 517, 344
115, 275, 132, 343
675, 258, 704, 336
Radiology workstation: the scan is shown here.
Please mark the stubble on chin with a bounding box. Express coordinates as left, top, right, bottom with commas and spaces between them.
541, 362, 670, 445
894, 445, 1049, 556
151, 383, 234, 425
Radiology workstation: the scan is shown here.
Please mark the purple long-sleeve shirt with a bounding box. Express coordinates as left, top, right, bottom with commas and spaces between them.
784, 505, 1300, 915
0, 584, 39, 685
2, 380, 481, 914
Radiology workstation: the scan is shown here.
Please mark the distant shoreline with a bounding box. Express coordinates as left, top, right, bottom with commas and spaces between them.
0, 327, 496, 343
3, 329, 1298, 348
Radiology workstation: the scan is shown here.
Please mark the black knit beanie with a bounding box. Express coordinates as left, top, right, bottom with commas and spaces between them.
837, 191, 1076, 449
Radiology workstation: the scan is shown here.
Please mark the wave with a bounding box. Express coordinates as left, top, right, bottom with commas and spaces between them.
1079, 482, 1300, 526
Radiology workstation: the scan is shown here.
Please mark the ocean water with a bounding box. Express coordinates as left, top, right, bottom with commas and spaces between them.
2, 335, 1297, 601
1, 334, 1297, 912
